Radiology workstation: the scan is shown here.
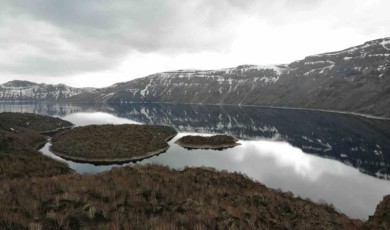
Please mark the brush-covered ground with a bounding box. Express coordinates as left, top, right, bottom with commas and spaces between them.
0, 164, 366, 230
0, 113, 73, 180
175, 134, 240, 150
50, 124, 178, 163
0, 112, 389, 229
0, 112, 73, 133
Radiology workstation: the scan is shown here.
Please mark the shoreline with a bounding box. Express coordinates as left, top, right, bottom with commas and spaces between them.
108, 101, 390, 121
1, 101, 389, 120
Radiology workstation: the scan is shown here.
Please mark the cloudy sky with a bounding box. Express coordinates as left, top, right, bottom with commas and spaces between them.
0, 0, 389, 88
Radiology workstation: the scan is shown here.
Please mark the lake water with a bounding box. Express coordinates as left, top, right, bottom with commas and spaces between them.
1, 102, 389, 220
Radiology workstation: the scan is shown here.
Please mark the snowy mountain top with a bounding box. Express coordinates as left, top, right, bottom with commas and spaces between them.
312, 37, 390, 57
2, 80, 38, 87
160, 64, 287, 76
1, 80, 95, 91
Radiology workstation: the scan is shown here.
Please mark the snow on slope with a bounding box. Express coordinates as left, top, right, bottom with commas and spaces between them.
0, 81, 94, 101
156, 64, 286, 84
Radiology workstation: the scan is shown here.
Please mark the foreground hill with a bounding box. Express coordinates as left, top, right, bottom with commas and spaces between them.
0, 164, 364, 229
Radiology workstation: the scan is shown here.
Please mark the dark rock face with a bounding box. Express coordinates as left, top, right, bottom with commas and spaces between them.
99, 38, 390, 117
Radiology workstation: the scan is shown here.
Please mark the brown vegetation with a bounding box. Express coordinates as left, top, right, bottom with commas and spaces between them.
0, 164, 364, 230
1, 112, 389, 229
51, 124, 177, 163
175, 134, 240, 149
0, 112, 73, 133
0, 148, 72, 180
366, 195, 390, 229
0, 113, 74, 179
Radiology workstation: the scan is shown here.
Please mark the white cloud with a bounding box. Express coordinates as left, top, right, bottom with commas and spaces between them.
0, 0, 389, 87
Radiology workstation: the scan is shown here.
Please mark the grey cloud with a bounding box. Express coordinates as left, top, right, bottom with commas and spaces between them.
0, 0, 388, 78
0, 54, 113, 76
3, 0, 238, 54
0, 0, 257, 77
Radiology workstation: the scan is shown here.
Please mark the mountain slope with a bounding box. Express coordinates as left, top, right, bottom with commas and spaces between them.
1, 38, 389, 117
0, 80, 94, 102
98, 38, 390, 118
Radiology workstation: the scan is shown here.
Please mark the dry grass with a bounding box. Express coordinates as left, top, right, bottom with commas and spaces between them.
0, 164, 363, 230
0, 148, 72, 180
51, 124, 177, 163
175, 134, 240, 149
0, 113, 74, 180
0, 112, 73, 133
366, 195, 390, 229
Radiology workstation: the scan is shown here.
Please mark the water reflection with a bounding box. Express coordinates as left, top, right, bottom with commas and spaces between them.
1, 102, 390, 219
110, 103, 390, 180
63, 112, 140, 126
1, 102, 389, 180
140, 133, 390, 219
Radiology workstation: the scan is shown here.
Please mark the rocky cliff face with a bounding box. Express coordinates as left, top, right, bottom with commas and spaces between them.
0, 80, 94, 102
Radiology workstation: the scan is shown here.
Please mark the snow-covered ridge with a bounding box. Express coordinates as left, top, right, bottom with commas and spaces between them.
161, 64, 287, 76
312, 37, 390, 57
143, 64, 288, 86
0, 81, 94, 101
304, 60, 334, 65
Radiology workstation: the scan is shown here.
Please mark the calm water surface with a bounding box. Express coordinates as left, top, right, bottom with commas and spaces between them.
1, 102, 390, 220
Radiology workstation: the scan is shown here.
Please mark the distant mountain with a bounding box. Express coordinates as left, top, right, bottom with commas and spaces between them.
0, 80, 94, 102
1, 38, 389, 117
91, 37, 389, 118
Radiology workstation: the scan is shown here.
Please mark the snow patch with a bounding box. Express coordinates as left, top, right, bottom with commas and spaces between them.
381, 39, 390, 51
304, 60, 334, 65
140, 79, 153, 97
303, 64, 335, 76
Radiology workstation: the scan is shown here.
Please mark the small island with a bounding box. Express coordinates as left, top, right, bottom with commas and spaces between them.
51, 124, 178, 164
175, 134, 240, 150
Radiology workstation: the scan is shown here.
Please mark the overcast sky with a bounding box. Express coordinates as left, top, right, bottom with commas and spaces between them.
0, 0, 389, 88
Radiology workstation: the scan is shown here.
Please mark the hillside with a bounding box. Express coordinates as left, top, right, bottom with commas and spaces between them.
1, 38, 389, 117
99, 38, 390, 117
0, 80, 94, 102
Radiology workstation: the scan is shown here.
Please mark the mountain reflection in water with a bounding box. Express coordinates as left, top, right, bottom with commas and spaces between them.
110, 103, 390, 180
1, 102, 390, 219
1, 102, 389, 180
